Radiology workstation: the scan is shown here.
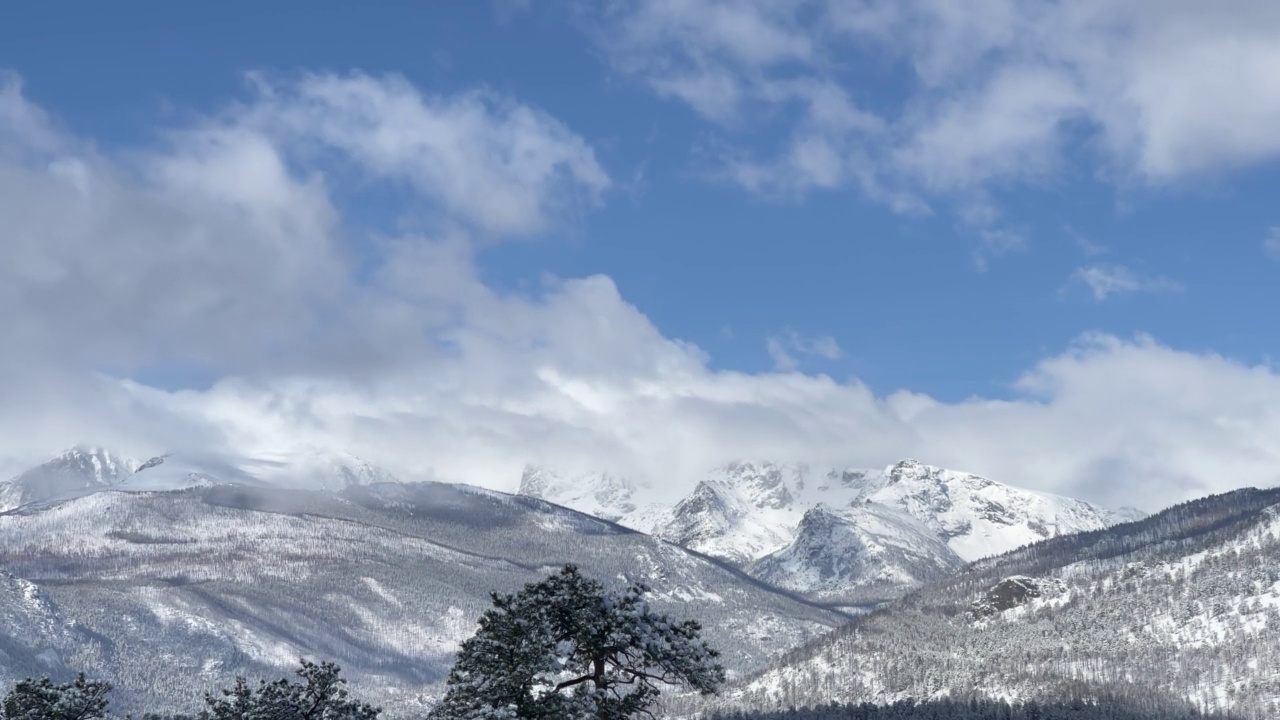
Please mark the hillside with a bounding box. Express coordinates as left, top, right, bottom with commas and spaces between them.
0, 481, 846, 718
706, 487, 1280, 718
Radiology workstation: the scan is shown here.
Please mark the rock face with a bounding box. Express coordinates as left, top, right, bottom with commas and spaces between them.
748, 504, 965, 604
517, 466, 640, 522
969, 576, 1066, 619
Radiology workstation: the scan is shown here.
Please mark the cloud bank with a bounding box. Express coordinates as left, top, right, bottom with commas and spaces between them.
2, 70, 1280, 512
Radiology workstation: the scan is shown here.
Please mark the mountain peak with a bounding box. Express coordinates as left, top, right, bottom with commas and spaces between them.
868, 463, 1119, 561
749, 502, 964, 605
0, 446, 140, 512
883, 458, 934, 485
713, 460, 796, 510
516, 465, 639, 522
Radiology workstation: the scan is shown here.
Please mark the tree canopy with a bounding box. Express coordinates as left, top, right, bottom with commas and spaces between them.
1, 674, 111, 720
204, 659, 380, 720
431, 564, 725, 720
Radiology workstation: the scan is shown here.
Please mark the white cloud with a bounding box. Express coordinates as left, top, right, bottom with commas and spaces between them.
3, 71, 1280, 516
247, 72, 610, 238
0, 71, 609, 393
588, 1, 1280, 237
16, 326, 1280, 515
1069, 264, 1183, 301
766, 331, 842, 371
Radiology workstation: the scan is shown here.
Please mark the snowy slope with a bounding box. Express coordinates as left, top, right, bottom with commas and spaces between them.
865, 459, 1127, 562
0, 569, 88, 686
747, 503, 964, 604
709, 487, 1280, 718
524, 459, 1130, 565
520, 458, 1136, 600
517, 466, 642, 523
1, 447, 405, 510
0, 446, 139, 512
120, 452, 259, 491
0, 481, 846, 717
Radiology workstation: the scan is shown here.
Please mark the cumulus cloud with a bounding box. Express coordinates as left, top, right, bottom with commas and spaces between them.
0, 72, 608, 378
20, 327, 1280, 514
1068, 264, 1184, 301
245, 73, 610, 237
3, 70, 1279, 514
587, 0, 1280, 244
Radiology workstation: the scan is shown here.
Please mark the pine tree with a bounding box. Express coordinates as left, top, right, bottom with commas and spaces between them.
203, 659, 380, 720
1, 673, 112, 720
431, 564, 725, 720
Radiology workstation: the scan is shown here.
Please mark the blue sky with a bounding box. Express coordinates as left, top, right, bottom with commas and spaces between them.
2, 2, 1280, 508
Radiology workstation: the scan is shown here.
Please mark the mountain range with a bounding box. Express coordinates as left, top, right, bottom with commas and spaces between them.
519, 459, 1142, 604
2, 445, 1276, 717
0, 446, 403, 513
0, 447, 845, 717
700, 486, 1280, 719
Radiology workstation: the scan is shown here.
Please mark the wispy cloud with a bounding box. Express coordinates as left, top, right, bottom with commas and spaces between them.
1069, 264, 1183, 302
586, 1, 1280, 253
766, 330, 841, 371
1265, 226, 1280, 260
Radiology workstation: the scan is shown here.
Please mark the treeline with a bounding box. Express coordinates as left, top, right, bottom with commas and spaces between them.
711, 697, 1241, 720
0, 660, 378, 720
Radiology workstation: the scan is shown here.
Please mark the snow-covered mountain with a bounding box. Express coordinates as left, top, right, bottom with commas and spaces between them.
519, 459, 1140, 602
702, 486, 1280, 718
747, 503, 964, 604
0, 447, 403, 512
0, 446, 139, 512
120, 451, 259, 491
0, 480, 846, 717
516, 466, 641, 522
864, 459, 1131, 562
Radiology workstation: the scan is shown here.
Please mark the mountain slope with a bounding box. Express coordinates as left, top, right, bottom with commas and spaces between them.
522, 459, 1135, 600
0, 447, 404, 510
711, 486, 1280, 718
0, 569, 88, 683
747, 504, 964, 605
0, 446, 139, 512
0, 481, 847, 718
516, 466, 641, 523
864, 459, 1128, 562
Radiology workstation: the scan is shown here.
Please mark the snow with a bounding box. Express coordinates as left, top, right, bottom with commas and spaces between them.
0, 446, 407, 513
0, 446, 139, 512
523, 458, 1131, 598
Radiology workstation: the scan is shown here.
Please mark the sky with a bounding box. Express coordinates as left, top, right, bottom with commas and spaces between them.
2, 1, 1279, 510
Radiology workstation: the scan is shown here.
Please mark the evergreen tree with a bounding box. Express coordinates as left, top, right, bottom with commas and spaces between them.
1, 673, 112, 720
431, 564, 725, 720
204, 659, 379, 720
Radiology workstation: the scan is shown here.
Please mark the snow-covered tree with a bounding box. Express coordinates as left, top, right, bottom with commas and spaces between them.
203, 659, 379, 720
1, 673, 111, 720
431, 564, 725, 720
